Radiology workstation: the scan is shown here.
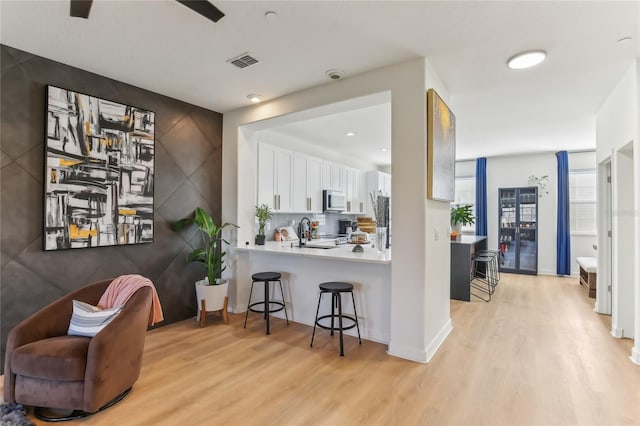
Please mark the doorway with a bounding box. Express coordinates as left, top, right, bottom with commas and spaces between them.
611, 142, 635, 338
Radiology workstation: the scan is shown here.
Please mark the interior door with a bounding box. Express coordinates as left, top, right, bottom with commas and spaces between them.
517, 187, 538, 273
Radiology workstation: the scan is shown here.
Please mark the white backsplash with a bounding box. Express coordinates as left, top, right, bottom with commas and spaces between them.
259, 213, 362, 241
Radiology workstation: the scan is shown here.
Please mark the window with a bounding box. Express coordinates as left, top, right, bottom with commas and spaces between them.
453, 176, 475, 233
569, 170, 596, 234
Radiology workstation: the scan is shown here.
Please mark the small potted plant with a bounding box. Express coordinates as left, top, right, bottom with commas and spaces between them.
255, 203, 272, 245
450, 204, 475, 239
172, 207, 238, 325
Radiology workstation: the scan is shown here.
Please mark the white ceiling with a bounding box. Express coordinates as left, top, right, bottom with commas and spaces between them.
1, 1, 639, 162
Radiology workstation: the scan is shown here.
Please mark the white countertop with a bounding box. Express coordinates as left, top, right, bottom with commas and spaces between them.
236, 241, 392, 264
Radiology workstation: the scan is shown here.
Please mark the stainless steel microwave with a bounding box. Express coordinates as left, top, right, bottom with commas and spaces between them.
322, 190, 346, 213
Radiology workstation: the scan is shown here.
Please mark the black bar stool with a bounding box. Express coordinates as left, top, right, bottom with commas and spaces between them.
310, 282, 362, 356
244, 272, 289, 335
470, 255, 498, 302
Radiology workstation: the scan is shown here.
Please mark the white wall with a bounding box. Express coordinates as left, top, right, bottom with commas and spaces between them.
486, 153, 557, 275
222, 58, 452, 363
423, 59, 454, 359
595, 59, 639, 362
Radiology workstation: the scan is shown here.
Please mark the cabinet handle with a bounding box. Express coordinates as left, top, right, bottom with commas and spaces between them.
360, 202, 363, 212
347, 201, 351, 211
277, 194, 281, 210
308, 197, 311, 211
274, 194, 277, 209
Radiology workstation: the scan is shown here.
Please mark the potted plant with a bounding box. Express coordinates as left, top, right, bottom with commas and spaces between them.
172, 207, 238, 326
254, 203, 272, 245
450, 204, 475, 238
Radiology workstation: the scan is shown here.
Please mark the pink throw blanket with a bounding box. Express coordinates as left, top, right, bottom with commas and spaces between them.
98, 274, 164, 326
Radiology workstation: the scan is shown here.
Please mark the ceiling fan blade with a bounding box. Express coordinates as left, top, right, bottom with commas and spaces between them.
70, 0, 93, 19
176, 0, 225, 23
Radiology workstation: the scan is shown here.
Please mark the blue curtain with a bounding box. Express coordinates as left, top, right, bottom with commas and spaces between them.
475, 157, 487, 236
556, 151, 571, 275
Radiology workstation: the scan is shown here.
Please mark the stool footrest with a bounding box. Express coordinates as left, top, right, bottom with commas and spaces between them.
315, 314, 358, 331
248, 301, 286, 314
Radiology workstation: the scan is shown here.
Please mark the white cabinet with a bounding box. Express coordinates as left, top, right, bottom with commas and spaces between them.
292, 154, 322, 212
257, 143, 292, 211
322, 161, 344, 192
365, 171, 392, 217
367, 171, 392, 197
344, 167, 365, 213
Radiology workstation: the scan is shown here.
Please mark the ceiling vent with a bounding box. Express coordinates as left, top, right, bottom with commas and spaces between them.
228, 53, 260, 69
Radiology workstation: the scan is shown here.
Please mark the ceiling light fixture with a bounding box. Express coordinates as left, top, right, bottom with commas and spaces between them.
247, 94, 262, 103
381, 148, 388, 152
345, 132, 355, 137
616, 36, 632, 43
507, 50, 547, 70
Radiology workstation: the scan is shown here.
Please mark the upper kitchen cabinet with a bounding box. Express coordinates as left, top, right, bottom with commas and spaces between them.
367, 171, 392, 197
292, 153, 323, 213
322, 161, 344, 192
257, 143, 293, 212
344, 167, 365, 213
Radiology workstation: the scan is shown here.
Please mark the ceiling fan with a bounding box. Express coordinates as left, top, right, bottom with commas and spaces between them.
70, 0, 225, 23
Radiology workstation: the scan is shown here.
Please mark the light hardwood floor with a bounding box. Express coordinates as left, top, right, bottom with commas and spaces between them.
7, 274, 640, 425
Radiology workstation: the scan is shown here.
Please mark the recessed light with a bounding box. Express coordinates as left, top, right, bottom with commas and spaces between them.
345, 132, 355, 137
507, 50, 547, 70
381, 148, 388, 152
617, 36, 632, 43
247, 94, 262, 103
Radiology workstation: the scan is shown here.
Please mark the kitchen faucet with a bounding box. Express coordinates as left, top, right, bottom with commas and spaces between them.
298, 217, 311, 248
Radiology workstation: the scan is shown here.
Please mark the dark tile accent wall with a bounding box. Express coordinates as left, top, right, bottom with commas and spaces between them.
0, 45, 223, 370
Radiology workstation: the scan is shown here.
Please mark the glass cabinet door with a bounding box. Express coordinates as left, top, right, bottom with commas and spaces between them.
498, 187, 538, 274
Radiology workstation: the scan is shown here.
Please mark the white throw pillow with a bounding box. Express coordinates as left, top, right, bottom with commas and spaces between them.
67, 300, 122, 337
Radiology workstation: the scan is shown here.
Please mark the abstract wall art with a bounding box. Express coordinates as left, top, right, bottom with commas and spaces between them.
44, 85, 155, 250
427, 88, 456, 202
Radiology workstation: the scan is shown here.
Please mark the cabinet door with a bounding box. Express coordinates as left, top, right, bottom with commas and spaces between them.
292, 154, 308, 212
275, 150, 292, 212
322, 161, 344, 192
352, 170, 362, 213
345, 168, 355, 212
383, 173, 392, 197
257, 144, 276, 209
307, 157, 322, 212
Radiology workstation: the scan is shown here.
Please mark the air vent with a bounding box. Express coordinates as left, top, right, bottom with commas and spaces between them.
228, 53, 260, 69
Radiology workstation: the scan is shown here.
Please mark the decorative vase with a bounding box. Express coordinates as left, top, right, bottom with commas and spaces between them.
375, 227, 387, 254
255, 234, 266, 245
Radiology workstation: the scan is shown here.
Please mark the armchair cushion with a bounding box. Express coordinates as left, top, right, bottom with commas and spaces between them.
68, 300, 122, 337
11, 335, 90, 381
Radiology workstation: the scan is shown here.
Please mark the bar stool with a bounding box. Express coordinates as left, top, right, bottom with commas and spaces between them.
243, 272, 289, 335
310, 282, 362, 356
471, 255, 498, 302
476, 249, 501, 284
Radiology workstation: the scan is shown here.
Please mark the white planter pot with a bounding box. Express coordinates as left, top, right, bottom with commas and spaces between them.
195, 278, 229, 313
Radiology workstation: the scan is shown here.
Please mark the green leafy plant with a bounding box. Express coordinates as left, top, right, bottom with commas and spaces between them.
172, 207, 238, 286
255, 203, 272, 235
450, 204, 476, 227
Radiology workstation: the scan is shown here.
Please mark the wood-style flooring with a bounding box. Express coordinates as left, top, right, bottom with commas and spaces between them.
6, 273, 640, 425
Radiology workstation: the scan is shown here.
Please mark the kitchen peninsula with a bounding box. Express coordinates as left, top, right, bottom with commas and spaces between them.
235, 242, 391, 343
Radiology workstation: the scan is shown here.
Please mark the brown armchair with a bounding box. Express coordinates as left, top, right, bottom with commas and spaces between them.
3, 279, 152, 419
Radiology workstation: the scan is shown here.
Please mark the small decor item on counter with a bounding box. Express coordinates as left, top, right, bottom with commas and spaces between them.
311, 220, 320, 239
352, 243, 364, 253
255, 203, 272, 245
375, 227, 387, 254
450, 204, 475, 235
274, 229, 281, 242
450, 230, 459, 241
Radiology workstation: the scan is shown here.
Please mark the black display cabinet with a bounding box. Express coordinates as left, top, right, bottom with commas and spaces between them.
498, 187, 538, 274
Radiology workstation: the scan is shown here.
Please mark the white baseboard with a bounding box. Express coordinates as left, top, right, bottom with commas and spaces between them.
424, 318, 453, 362
630, 347, 640, 365
387, 342, 428, 363
611, 327, 624, 338
387, 318, 453, 364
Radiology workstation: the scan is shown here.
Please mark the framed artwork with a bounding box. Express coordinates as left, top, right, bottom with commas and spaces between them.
44, 85, 155, 250
427, 88, 456, 201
